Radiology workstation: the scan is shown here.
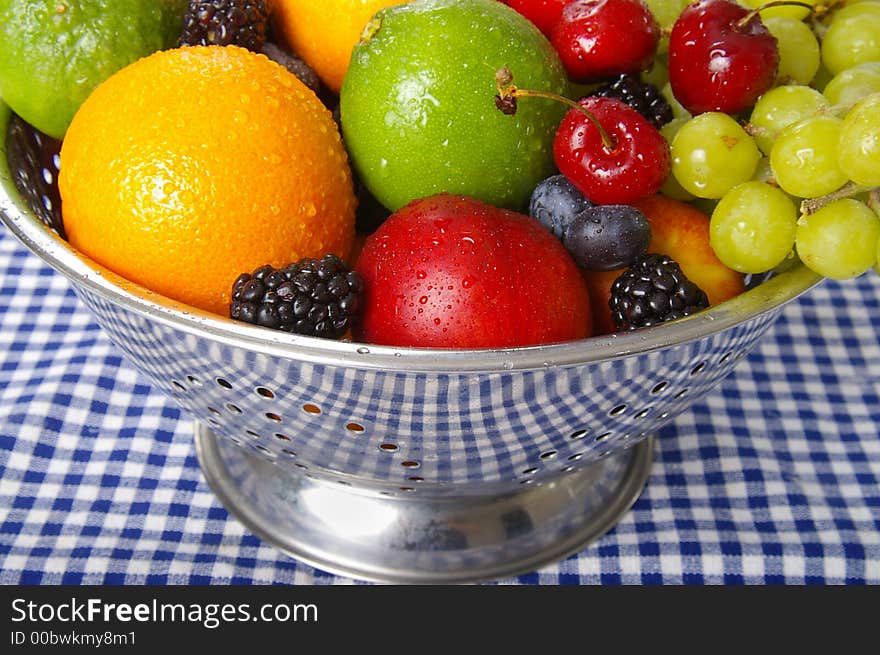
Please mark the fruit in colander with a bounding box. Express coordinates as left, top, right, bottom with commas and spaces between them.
339, 0, 571, 212
0, 0, 188, 139
354, 194, 592, 348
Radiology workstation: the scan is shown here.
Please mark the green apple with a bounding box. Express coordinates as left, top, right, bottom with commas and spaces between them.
339, 0, 571, 212
0, 0, 187, 139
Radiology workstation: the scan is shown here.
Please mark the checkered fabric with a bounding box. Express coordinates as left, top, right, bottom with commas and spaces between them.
1, 225, 878, 585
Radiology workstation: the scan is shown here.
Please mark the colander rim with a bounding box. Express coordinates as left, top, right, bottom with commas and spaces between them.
0, 102, 824, 373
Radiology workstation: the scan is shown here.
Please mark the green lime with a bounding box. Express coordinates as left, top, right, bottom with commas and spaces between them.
340, 0, 571, 212
0, 0, 187, 138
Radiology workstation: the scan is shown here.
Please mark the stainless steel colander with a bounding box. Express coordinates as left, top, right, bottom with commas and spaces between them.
0, 103, 823, 583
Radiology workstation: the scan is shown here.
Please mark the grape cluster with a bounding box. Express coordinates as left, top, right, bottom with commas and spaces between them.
508, 0, 879, 283
660, 0, 880, 280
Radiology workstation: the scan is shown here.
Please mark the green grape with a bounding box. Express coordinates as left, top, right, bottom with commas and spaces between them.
659, 118, 695, 200
769, 115, 849, 198
710, 181, 798, 274
812, 63, 836, 93
671, 112, 761, 199
832, 1, 880, 22
838, 93, 880, 186
740, 0, 817, 20
641, 56, 669, 91
751, 157, 774, 183
642, 0, 690, 53
660, 82, 690, 121
820, 11, 880, 76
748, 85, 829, 155
823, 62, 880, 106
763, 16, 821, 85
796, 199, 880, 279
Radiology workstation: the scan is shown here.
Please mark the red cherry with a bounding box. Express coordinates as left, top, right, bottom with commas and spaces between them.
501, 0, 569, 38
354, 194, 592, 348
551, 0, 660, 84
668, 0, 779, 115
553, 96, 670, 205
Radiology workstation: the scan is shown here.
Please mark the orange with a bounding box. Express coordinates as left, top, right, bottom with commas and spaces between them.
272, 0, 409, 94
59, 45, 357, 316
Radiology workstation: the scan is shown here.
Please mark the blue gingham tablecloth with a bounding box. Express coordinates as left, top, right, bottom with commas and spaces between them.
1, 224, 879, 586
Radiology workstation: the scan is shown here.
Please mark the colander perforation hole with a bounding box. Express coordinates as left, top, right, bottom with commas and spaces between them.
379, 443, 399, 452
226, 403, 242, 414
539, 450, 557, 460
720, 351, 734, 364
302, 403, 321, 415
256, 387, 275, 399
186, 375, 203, 387
651, 381, 668, 394
595, 432, 612, 443
401, 460, 420, 469
265, 412, 282, 422
690, 362, 707, 376
568, 453, 583, 461
399, 486, 416, 492
208, 406, 221, 416
634, 407, 652, 419
282, 449, 296, 457
674, 388, 690, 399
609, 404, 627, 417
569, 429, 588, 440
246, 430, 261, 440
216, 377, 233, 389
171, 380, 186, 392
522, 467, 539, 475
346, 422, 365, 433
275, 433, 291, 441
254, 445, 274, 458
407, 476, 424, 482
561, 466, 576, 473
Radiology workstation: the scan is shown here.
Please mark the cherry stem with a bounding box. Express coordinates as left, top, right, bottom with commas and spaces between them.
736, 1, 815, 29
494, 67, 617, 151
799, 181, 876, 215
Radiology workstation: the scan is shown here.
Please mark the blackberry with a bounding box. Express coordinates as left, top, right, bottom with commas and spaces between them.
230, 254, 364, 338
609, 253, 709, 330
4, 112, 65, 239
179, 0, 270, 51
592, 74, 673, 129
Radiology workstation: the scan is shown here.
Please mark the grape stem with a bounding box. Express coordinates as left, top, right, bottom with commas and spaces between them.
799, 181, 877, 215
494, 67, 618, 151
736, 1, 816, 29
868, 189, 880, 213
742, 122, 772, 139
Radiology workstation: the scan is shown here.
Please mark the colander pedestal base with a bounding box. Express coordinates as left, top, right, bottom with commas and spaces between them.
194, 423, 653, 584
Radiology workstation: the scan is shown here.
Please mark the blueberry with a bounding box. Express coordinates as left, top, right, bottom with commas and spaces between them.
562, 204, 651, 271
529, 174, 593, 240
